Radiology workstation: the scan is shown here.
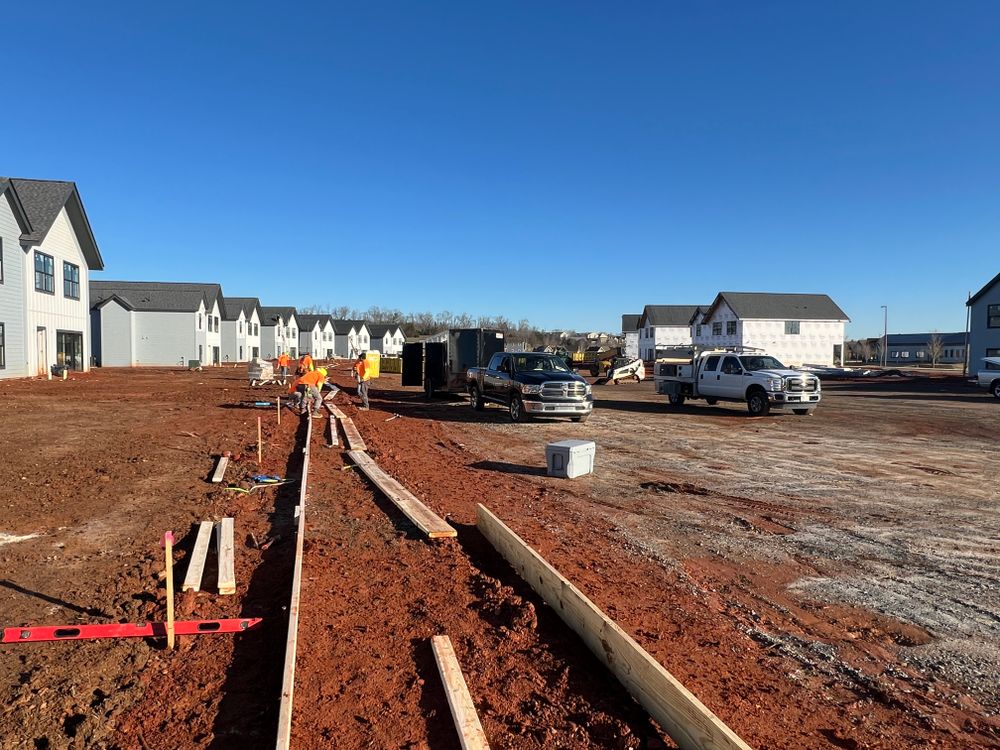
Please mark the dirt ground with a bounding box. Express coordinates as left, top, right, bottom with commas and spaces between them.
0, 366, 996, 749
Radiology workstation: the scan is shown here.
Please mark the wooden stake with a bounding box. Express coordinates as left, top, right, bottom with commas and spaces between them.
277, 395, 281, 425
431, 635, 490, 749
257, 417, 262, 466
161, 531, 176, 650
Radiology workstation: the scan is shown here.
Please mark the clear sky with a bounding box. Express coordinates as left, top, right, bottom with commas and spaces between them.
3, 2, 997, 338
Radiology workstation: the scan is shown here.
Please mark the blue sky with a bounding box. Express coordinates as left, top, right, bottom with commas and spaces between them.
3, 2, 997, 337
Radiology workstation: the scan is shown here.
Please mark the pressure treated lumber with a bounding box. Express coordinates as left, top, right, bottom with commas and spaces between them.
475, 504, 753, 750
328, 414, 339, 447
210, 456, 229, 483
181, 521, 214, 592
431, 635, 491, 750
216, 518, 236, 595
275, 415, 312, 749
326, 404, 367, 451
348, 450, 456, 539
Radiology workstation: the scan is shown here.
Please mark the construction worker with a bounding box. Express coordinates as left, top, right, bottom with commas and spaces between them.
298, 352, 314, 375
277, 352, 291, 384
288, 368, 327, 415
354, 352, 370, 410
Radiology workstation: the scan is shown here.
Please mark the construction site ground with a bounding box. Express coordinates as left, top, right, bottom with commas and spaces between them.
0, 366, 996, 749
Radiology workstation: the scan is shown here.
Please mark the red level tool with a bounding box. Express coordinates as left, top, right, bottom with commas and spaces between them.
1, 618, 262, 644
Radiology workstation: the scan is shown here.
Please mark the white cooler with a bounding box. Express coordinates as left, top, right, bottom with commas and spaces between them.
546, 440, 596, 479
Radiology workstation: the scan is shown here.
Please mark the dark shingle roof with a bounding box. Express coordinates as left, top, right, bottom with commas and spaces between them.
0, 179, 32, 234
886, 332, 967, 346
223, 297, 262, 321
621, 314, 640, 333
296, 314, 332, 331
639, 305, 707, 328
4, 178, 103, 270
968, 272, 1000, 306
367, 323, 402, 338
260, 306, 297, 326
331, 319, 365, 334
706, 292, 849, 322
90, 281, 223, 313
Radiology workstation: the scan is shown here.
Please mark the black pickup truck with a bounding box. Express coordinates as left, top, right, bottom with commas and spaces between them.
467, 352, 593, 422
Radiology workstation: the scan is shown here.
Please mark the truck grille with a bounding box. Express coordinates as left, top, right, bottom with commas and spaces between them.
787, 377, 818, 392
541, 382, 587, 399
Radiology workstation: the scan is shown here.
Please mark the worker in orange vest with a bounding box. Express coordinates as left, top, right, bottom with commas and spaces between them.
353, 352, 370, 410
289, 368, 327, 415
297, 352, 314, 375
276, 352, 291, 384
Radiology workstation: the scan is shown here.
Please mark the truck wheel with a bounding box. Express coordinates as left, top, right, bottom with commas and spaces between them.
746, 389, 770, 417
469, 385, 484, 411
793, 408, 810, 415
992, 380, 1000, 399
509, 394, 527, 423
424, 379, 435, 400
668, 394, 685, 406
705, 398, 718, 405
572, 415, 589, 423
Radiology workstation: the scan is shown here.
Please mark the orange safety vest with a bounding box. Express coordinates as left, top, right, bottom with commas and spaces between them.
277, 354, 290, 367
354, 360, 369, 382
289, 370, 325, 393
300, 354, 313, 371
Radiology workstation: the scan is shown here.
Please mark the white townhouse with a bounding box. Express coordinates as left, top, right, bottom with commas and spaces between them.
221, 297, 262, 363
90, 281, 225, 366
260, 306, 298, 359
367, 323, 406, 356
621, 313, 640, 360
332, 319, 370, 358
296, 314, 335, 358
0, 178, 104, 378
967, 273, 1000, 376
692, 292, 849, 367
637, 305, 706, 361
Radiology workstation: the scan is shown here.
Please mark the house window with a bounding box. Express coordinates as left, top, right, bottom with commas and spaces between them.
0, 323, 5, 368
34, 252, 55, 293
726, 321, 736, 336
198, 314, 203, 330
696, 325, 702, 337
785, 321, 801, 335
239, 321, 243, 334
986, 349, 1000, 370
63, 262, 80, 299
712, 322, 722, 336
254, 323, 259, 336
988, 304, 1000, 328
292, 329, 296, 338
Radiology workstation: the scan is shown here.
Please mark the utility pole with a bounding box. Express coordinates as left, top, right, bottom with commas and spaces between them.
964, 292, 971, 377
881, 305, 888, 368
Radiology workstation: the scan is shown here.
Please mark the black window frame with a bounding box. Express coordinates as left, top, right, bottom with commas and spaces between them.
712, 322, 722, 336
988, 304, 1000, 329
726, 320, 737, 336
0, 322, 5, 368
785, 320, 801, 335
34, 251, 55, 294
63, 261, 80, 300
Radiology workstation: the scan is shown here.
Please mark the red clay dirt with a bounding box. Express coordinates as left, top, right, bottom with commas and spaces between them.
0, 366, 996, 749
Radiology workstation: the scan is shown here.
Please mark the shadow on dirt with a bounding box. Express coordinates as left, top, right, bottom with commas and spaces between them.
208, 417, 308, 749
469, 460, 547, 477
0, 579, 111, 619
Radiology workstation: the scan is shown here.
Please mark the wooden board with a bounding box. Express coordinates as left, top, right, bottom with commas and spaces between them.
327, 404, 348, 420
216, 518, 236, 595
210, 456, 229, 483
325, 404, 367, 451
275, 414, 312, 749
475, 504, 753, 750
431, 635, 491, 750
181, 521, 214, 592
348, 450, 456, 539
328, 414, 339, 447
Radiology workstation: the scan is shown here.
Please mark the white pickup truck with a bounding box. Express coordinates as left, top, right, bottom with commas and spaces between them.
976, 357, 1000, 399
654, 349, 821, 416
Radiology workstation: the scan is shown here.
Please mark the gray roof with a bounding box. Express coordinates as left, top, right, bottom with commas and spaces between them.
367, 323, 402, 338
223, 297, 262, 321
0, 179, 31, 234
639, 305, 707, 328
260, 306, 298, 326
706, 292, 849, 321
91, 281, 223, 313
331, 319, 366, 334
621, 314, 640, 333
968, 272, 1000, 306
886, 332, 967, 346
296, 314, 333, 331
3, 178, 103, 270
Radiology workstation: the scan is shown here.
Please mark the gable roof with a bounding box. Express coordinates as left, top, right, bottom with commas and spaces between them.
621, 314, 640, 333
638, 305, 707, 328
4, 178, 103, 270
90, 281, 223, 313
331, 319, 366, 334
367, 323, 402, 338
0, 178, 32, 234
704, 292, 849, 322
296, 314, 333, 332
968, 272, 1000, 306
260, 306, 298, 326
223, 296, 262, 321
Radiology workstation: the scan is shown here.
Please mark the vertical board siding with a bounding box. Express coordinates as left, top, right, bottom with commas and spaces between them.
99, 300, 135, 366
0, 195, 27, 377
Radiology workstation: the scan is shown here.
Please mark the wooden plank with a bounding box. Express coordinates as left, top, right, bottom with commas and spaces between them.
210, 455, 229, 483
327, 414, 339, 448
348, 450, 456, 539
275, 414, 312, 749
325, 404, 367, 451
475, 504, 754, 750
327, 404, 348, 420
431, 635, 491, 750
216, 518, 236, 595
181, 521, 214, 592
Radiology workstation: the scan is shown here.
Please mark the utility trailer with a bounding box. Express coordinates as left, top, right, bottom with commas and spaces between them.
402, 328, 505, 397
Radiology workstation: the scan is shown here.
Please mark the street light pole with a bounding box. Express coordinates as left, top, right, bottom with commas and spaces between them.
881, 305, 888, 368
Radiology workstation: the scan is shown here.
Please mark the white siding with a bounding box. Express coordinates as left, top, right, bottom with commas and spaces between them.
639, 324, 692, 360
221, 311, 247, 363
96, 300, 135, 366
25, 209, 92, 375
969, 284, 1000, 374
246, 310, 261, 359
0, 195, 27, 377
624, 331, 639, 360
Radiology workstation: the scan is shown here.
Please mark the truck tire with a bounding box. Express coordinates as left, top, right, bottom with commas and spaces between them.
469, 384, 484, 411
746, 388, 770, 417
572, 414, 589, 423
424, 379, 435, 399
705, 397, 718, 405
992, 380, 1000, 399
793, 408, 810, 415
509, 394, 527, 422
668, 394, 685, 406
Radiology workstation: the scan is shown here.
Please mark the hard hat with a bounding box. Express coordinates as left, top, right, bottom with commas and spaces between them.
318, 368, 328, 377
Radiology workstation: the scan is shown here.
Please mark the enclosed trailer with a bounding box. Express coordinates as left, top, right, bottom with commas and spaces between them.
402, 328, 505, 397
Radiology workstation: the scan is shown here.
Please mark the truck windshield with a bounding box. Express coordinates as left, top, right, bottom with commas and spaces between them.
512, 354, 571, 373
739, 355, 786, 371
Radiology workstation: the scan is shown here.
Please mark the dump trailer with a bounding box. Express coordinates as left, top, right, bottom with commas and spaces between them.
402, 328, 505, 397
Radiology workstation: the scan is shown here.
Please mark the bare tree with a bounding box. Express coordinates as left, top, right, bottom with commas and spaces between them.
927, 332, 944, 367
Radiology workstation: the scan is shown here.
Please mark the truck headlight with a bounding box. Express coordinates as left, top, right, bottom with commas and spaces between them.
584, 384, 592, 395
521, 384, 542, 395
768, 378, 784, 391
